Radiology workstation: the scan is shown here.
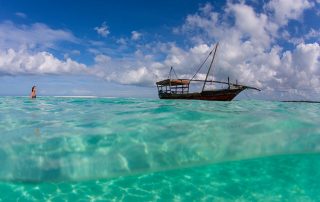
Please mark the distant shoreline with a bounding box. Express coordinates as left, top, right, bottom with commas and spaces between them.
282, 100, 320, 103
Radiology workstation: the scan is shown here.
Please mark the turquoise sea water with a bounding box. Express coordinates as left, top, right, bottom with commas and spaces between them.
0, 96, 320, 201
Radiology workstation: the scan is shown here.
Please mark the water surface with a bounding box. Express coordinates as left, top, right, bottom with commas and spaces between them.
0, 97, 319, 201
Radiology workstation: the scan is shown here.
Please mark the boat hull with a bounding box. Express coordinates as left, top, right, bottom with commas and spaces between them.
158, 88, 244, 101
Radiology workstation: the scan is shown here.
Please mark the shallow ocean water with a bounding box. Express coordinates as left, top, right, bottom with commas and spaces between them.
0, 97, 320, 201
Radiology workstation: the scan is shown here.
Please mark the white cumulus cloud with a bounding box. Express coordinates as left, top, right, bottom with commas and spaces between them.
94, 22, 110, 37
0, 21, 77, 50
266, 0, 314, 25
228, 3, 275, 47
131, 31, 142, 40
0, 21, 87, 77
0, 49, 87, 76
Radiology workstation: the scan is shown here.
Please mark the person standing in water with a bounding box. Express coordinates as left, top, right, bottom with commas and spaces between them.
30, 85, 37, 99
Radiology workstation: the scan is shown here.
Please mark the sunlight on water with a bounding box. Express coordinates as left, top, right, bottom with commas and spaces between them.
0, 97, 319, 200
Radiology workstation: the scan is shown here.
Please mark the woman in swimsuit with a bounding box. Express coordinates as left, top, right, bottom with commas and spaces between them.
30, 86, 37, 99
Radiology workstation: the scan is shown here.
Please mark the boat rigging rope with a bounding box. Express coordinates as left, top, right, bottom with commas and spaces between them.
172, 66, 178, 79
168, 66, 179, 79
190, 49, 214, 81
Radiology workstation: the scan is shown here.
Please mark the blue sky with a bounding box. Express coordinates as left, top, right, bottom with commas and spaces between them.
0, 0, 319, 99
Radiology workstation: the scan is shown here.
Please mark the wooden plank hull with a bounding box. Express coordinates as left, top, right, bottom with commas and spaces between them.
158, 88, 244, 101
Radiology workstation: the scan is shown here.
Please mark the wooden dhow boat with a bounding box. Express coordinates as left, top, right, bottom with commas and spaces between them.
156, 43, 260, 101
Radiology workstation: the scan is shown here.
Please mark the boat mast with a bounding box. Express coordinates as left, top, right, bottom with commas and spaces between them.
202, 42, 219, 92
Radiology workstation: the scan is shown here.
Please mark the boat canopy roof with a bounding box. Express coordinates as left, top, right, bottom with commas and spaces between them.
156, 79, 190, 86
